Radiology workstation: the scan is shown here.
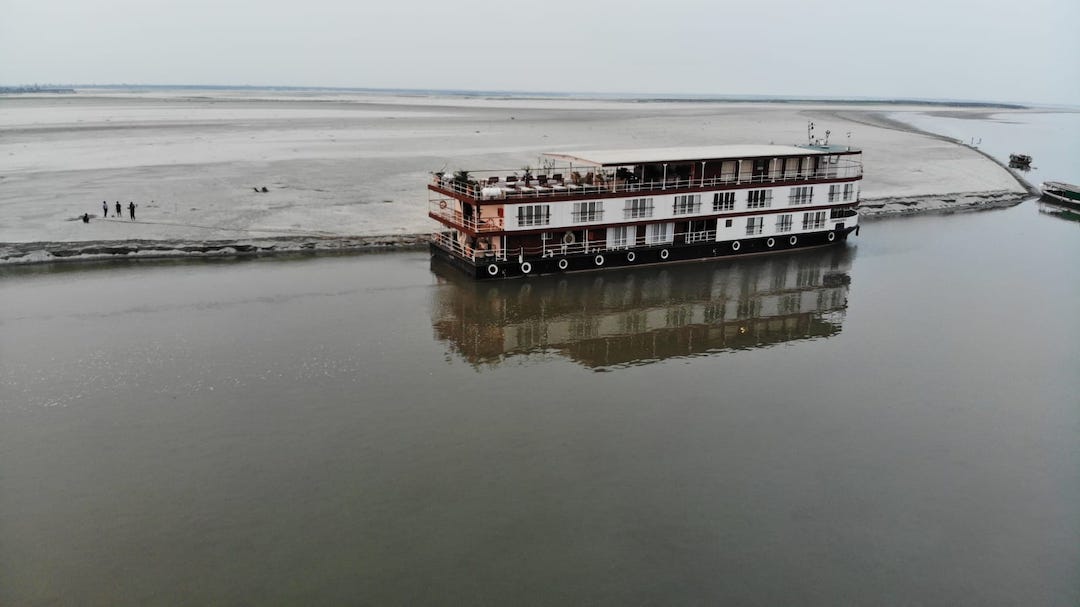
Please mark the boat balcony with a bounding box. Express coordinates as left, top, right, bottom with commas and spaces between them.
430, 159, 863, 203
429, 200, 505, 233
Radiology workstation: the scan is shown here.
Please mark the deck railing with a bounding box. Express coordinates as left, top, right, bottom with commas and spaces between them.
428, 201, 505, 232
431, 160, 862, 202
432, 231, 508, 262
432, 219, 844, 264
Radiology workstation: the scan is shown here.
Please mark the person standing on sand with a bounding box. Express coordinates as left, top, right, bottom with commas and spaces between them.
116, 201, 122, 217
82, 212, 90, 223
102, 200, 108, 218
128, 201, 136, 221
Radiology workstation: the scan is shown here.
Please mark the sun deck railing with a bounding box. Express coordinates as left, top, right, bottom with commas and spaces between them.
431, 160, 862, 201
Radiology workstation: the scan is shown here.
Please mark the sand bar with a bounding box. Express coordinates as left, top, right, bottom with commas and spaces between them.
0, 90, 1029, 263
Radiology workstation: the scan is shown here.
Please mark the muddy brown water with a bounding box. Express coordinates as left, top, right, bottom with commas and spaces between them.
1, 203, 1078, 605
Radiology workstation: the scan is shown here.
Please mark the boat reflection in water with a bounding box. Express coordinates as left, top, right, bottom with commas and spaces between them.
431, 246, 855, 369
1037, 201, 1080, 224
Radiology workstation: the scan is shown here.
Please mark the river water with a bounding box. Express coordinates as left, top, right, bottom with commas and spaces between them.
2, 116, 1079, 605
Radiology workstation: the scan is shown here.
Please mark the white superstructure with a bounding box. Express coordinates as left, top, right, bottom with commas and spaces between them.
429, 142, 862, 279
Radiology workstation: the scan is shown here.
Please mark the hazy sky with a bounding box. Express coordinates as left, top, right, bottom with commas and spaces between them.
2, 0, 1078, 105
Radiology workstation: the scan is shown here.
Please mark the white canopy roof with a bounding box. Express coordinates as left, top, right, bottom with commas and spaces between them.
542, 144, 843, 167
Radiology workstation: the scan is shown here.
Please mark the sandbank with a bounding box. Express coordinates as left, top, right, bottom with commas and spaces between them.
0, 90, 1029, 264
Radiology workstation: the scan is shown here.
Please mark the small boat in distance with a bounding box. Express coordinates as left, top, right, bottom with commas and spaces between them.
1041, 181, 1080, 210
1009, 153, 1033, 169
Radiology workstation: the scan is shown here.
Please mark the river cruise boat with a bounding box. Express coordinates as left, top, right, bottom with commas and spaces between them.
429, 143, 862, 279
1041, 181, 1080, 210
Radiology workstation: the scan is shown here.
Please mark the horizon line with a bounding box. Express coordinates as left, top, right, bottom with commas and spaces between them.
3, 83, 1072, 109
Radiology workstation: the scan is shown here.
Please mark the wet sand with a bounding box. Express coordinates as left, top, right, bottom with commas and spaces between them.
0, 90, 1029, 263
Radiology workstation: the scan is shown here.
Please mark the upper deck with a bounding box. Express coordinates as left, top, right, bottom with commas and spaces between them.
430, 144, 862, 203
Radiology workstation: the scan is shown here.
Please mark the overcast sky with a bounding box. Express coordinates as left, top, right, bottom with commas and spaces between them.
2, 0, 1078, 105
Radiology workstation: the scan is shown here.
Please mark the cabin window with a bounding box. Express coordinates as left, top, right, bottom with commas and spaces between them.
828, 184, 841, 202
572, 201, 603, 222
802, 211, 827, 230
789, 186, 814, 205
747, 190, 772, 209
673, 194, 701, 215
607, 226, 632, 248
724, 219, 733, 228
645, 223, 674, 245
783, 157, 800, 178
517, 204, 550, 227
720, 160, 738, 182
843, 183, 855, 201
776, 214, 793, 232
713, 192, 735, 212
746, 216, 764, 236
625, 197, 654, 219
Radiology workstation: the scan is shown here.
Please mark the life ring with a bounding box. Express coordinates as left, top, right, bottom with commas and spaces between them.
562, 231, 576, 245
520, 262, 532, 274
827, 231, 836, 242
731, 241, 741, 251
626, 251, 636, 262
766, 237, 775, 248
660, 249, 670, 260
439, 200, 447, 209
558, 258, 569, 270
487, 264, 499, 276
789, 236, 798, 246
594, 255, 604, 267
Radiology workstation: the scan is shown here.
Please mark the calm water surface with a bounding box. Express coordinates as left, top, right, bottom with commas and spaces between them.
2, 201, 1078, 605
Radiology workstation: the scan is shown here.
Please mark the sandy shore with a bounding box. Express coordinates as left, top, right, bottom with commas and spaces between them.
0, 90, 1029, 264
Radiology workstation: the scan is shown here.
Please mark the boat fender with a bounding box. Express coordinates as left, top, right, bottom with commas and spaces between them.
828, 231, 836, 242
520, 262, 532, 274
558, 258, 569, 270
660, 249, 670, 260
789, 236, 798, 246
731, 240, 741, 251
626, 251, 636, 262
766, 238, 775, 248
487, 264, 499, 276
594, 255, 604, 267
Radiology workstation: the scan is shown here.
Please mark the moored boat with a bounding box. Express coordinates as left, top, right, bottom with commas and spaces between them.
1009, 153, 1033, 169
1041, 181, 1080, 210
428, 143, 863, 279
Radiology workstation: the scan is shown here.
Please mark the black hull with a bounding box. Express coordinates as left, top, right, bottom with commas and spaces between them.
1041, 192, 1080, 211
431, 227, 858, 280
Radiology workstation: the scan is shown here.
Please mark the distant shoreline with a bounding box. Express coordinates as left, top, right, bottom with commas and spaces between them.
0, 84, 1031, 110
0, 85, 75, 94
